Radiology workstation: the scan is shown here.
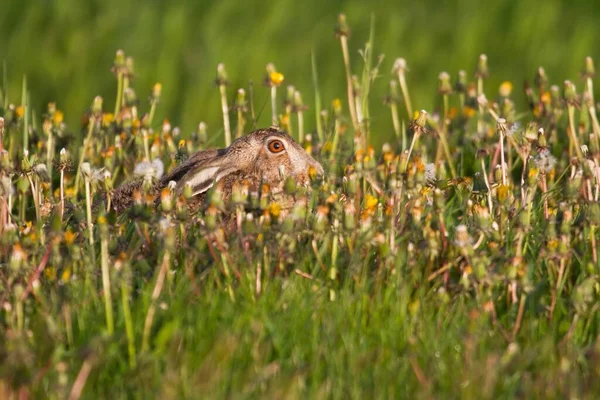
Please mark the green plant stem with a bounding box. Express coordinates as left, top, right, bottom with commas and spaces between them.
340, 36, 360, 132
114, 71, 124, 116
390, 103, 401, 143
311, 51, 324, 143
121, 276, 136, 367
101, 233, 114, 334
220, 84, 232, 146
142, 249, 170, 353
397, 71, 413, 119
22, 77, 28, 152
567, 105, 584, 159
85, 178, 96, 268
270, 86, 278, 127
74, 117, 96, 197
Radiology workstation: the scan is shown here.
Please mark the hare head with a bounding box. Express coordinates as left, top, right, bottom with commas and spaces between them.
159, 127, 324, 199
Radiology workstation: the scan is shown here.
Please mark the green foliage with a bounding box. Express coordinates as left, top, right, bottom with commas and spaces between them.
2, 2, 600, 398
2, 0, 600, 146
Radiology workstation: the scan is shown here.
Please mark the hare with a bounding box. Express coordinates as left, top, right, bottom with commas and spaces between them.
110, 127, 324, 214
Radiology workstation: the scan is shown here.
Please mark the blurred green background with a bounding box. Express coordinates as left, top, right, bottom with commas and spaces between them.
1, 0, 598, 144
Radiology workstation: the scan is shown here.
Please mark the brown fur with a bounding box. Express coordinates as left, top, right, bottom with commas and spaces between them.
110, 127, 323, 215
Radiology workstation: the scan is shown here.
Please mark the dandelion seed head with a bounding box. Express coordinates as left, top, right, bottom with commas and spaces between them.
535, 149, 557, 173
508, 121, 521, 137
425, 163, 436, 182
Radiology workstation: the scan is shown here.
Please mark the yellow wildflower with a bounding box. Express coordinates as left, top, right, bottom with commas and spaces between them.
61, 268, 72, 283
270, 72, 285, 86
45, 266, 57, 281
462, 106, 476, 118
64, 230, 76, 245
102, 113, 114, 126
365, 194, 378, 210
499, 81, 513, 97
540, 91, 551, 104
269, 202, 281, 218
52, 110, 64, 126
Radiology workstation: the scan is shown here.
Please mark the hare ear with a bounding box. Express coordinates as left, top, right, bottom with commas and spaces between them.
176, 164, 239, 196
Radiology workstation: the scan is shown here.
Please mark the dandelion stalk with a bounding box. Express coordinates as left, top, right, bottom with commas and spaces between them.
21, 76, 29, 153
81, 163, 96, 268
336, 14, 360, 132
403, 110, 428, 171
216, 63, 232, 146
235, 88, 247, 139
142, 248, 170, 353
393, 58, 413, 120
59, 149, 67, 219
75, 97, 102, 196
311, 51, 324, 142
147, 83, 161, 128
496, 118, 508, 185
475, 54, 488, 135
99, 215, 114, 334
438, 72, 457, 178
583, 57, 600, 152
478, 150, 494, 216
295, 91, 305, 144
386, 80, 401, 142
563, 81, 584, 159
113, 50, 125, 116
0, 116, 4, 152
330, 99, 343, 161
455, 70, 467, 110
284, 86, 294, 137
266, 63, 284, 127
120, 262, 136, 367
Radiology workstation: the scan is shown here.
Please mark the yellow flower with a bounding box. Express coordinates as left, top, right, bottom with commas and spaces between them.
64, 230, 76, 245
61, 268, 72, 283
178, 139, 186, 149
53, 110, 64, 126
462, 106, 476, 118
540, 91, 551, 104
322, 141, 333, 152
528, 167, 539, 179
65, 187, 76, 198
308, 166, 319, 180
45, 266, 57, 281
270, 71, 285, 86
152, 83, 162, 98
497, 184, 509, 202
332, 98, 342, 112
499, 81, 513, 97
16, 105, 25, 118
354, 149, 365, 162
102, 113, 114, 126
547, 239, 559, 251
365, 194, 378, 210
269, 202, 281, 218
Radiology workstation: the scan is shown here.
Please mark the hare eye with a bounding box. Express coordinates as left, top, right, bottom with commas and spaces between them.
268, 140, 285, 153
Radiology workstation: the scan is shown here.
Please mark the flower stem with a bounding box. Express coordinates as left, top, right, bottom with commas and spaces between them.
219, 84, 232, 146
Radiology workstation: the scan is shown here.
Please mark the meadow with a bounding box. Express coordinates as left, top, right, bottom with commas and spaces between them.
2, 3, 600, 399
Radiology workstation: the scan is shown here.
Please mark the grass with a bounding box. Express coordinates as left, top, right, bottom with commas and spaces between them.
2, 10, 600, 399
